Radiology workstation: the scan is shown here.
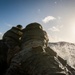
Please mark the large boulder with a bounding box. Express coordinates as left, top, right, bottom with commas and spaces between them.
5, 22, 73, 75
21, 22, 49, 47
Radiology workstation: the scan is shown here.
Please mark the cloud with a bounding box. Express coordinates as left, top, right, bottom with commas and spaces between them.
48, 34, 64, 42
48, 26, 60, 32
42, 16, 56, 23
48, 25, 63, 32
0, 32, 2, 35
54, 2, 57, 4
38, 9, 41, 12
0, 32, 3, 39
5, 23, 13, 27
58, 16, 61, 20
37, 9, 41, 14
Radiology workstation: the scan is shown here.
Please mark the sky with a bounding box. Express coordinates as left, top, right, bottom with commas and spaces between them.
0, 0, 75, 43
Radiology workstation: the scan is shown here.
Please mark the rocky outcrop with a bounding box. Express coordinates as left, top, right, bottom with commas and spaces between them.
5, 46, 75, 75
1, 23, 75, 75
0, 40, 8, 75
5, 23, 75, 75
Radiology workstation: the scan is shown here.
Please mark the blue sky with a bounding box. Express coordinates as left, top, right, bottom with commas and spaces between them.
0, 0, 75, 43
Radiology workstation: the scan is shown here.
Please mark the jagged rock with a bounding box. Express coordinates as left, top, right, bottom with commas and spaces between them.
6, 46, 74, 75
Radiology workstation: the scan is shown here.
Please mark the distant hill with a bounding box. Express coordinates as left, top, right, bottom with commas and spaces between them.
48, 42, 75, 69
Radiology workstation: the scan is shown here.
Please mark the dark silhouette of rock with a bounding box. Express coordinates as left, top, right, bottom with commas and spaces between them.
3, 25, 23, 65
0, 25, 23, 75
3, 25, 23, 49
0, 40, 8, 75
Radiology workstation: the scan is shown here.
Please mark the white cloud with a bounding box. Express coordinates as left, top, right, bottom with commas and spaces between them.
0, 32, 2, 35
48, 26, 60, 32
48, 25, 63, 32
42, 16, 56, 23
0, 32, 3, 39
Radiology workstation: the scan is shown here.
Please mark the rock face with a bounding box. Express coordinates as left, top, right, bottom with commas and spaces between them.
2, 26, 23, 65
0, 40, 8, 75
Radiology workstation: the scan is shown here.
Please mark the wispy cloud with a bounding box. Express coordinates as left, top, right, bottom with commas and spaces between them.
38, 9, 41, 12
42, 16, 56, 23
37, 9, 41, 14
5, 23, 13, 27
48, 25, 63, 32
58, 16, 61, 20
0, 32, 2, 35
48, 34, 64, 42
54, 1, 57, 4
48, 26, 60, 32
